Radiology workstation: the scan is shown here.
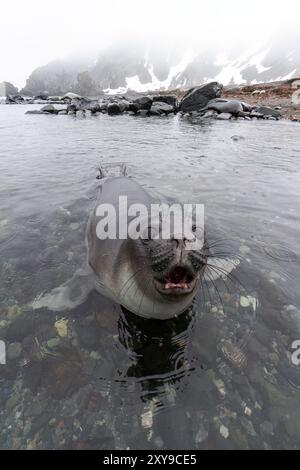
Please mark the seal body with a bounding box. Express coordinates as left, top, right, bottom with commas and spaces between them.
87, 177, 204, 319
32, 175, 239, 320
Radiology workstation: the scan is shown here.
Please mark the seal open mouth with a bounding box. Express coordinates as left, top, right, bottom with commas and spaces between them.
154, 266, 197, 296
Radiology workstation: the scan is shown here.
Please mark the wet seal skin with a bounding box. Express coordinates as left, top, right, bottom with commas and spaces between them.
32, 170, 239, 319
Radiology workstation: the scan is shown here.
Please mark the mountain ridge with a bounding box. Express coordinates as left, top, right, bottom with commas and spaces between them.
20, 38, 300, 96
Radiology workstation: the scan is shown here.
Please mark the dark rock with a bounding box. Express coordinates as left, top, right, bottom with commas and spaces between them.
6, 94, 24, 104
25, 110, 45, 115
77, 325, 98, 349
180, 82, 223, 112
86, 101, 101, 114
107, 103, 123, 115
7, 342, 22, 360
40, 104, 57, 114
133, 96, 153, 110
72, 97, 91, 108
98, 101, 108, 111
34, 92, 49, 100
113, 100, 127, 113
152, 95, 177, 107
255, 106, 281, 118
48, 96, 61, 101
150, 101, 174, 115
137, 109, 150, 117
128, 102, 140, 114
67, 103, 77, 114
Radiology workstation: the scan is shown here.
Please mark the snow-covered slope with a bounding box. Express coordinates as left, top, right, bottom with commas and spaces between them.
21, 38, 300, 96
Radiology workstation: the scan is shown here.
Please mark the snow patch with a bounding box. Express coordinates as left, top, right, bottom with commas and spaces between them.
103, 49, 197, 94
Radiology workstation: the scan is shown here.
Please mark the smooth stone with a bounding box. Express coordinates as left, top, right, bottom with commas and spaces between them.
219, 425, 229, 439
40, 104, 57, 114
255, 106, 281, 118
6, 394, 20, 410
150, 101, 174, 115
25, 110, 45, 115
107, 103, 123, 115
7, 342, 22, 360
134, 96, 153, 110
195, 424, 208, 444
217, 113, 232, 120
137, 109, 150, 116
62, 92, 82, 100
47, 338, 60, 349
152, 95, 177, 107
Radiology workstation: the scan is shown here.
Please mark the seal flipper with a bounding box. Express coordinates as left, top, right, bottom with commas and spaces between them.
31, 266, 95, 312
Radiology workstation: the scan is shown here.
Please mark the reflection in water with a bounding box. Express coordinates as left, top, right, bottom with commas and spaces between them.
118, 307, 196, 402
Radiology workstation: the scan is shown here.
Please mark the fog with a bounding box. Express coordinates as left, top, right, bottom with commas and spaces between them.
1, 0, 299, 88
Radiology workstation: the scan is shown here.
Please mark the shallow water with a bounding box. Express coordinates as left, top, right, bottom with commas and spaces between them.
0, 104, 300, 449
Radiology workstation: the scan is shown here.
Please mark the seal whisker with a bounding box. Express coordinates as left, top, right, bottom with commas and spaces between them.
119, 268, 143, 297
203, 270, 226, 311
206, 262, 246, 291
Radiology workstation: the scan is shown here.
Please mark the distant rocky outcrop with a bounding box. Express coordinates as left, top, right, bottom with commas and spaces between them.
0, 81, 18, 96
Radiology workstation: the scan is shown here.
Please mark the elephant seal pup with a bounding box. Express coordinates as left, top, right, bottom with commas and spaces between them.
32, 174, 239, 319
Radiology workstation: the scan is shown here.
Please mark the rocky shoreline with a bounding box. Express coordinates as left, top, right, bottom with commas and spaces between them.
2, 79, 299, 123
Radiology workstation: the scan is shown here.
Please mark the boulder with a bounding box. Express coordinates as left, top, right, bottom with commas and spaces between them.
57, 109, 68, 115
61, 92, 82, 100
71, 97, 91, 110
86, 101, 101, 114
107, 103, 123, 115
99, 100, 108, 112
180, 82, 223, 112
216, 113, 232, 120
137, 109, 150, 116
128, 102, 140, 114
40, 104, 57, 114
67, 104, 77, 114
133, 96, 153, 110
150, 101, 174, 115
255, 106, 281, 118
34, 91, 49, 100
25, 110, 45, 115
152, 95, 177, 107
48, 96, 61, 101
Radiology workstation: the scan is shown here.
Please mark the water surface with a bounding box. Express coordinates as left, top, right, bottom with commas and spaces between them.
0, 105, 300, 449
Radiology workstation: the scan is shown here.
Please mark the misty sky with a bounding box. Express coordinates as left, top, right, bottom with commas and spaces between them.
1, 0, 299, 88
